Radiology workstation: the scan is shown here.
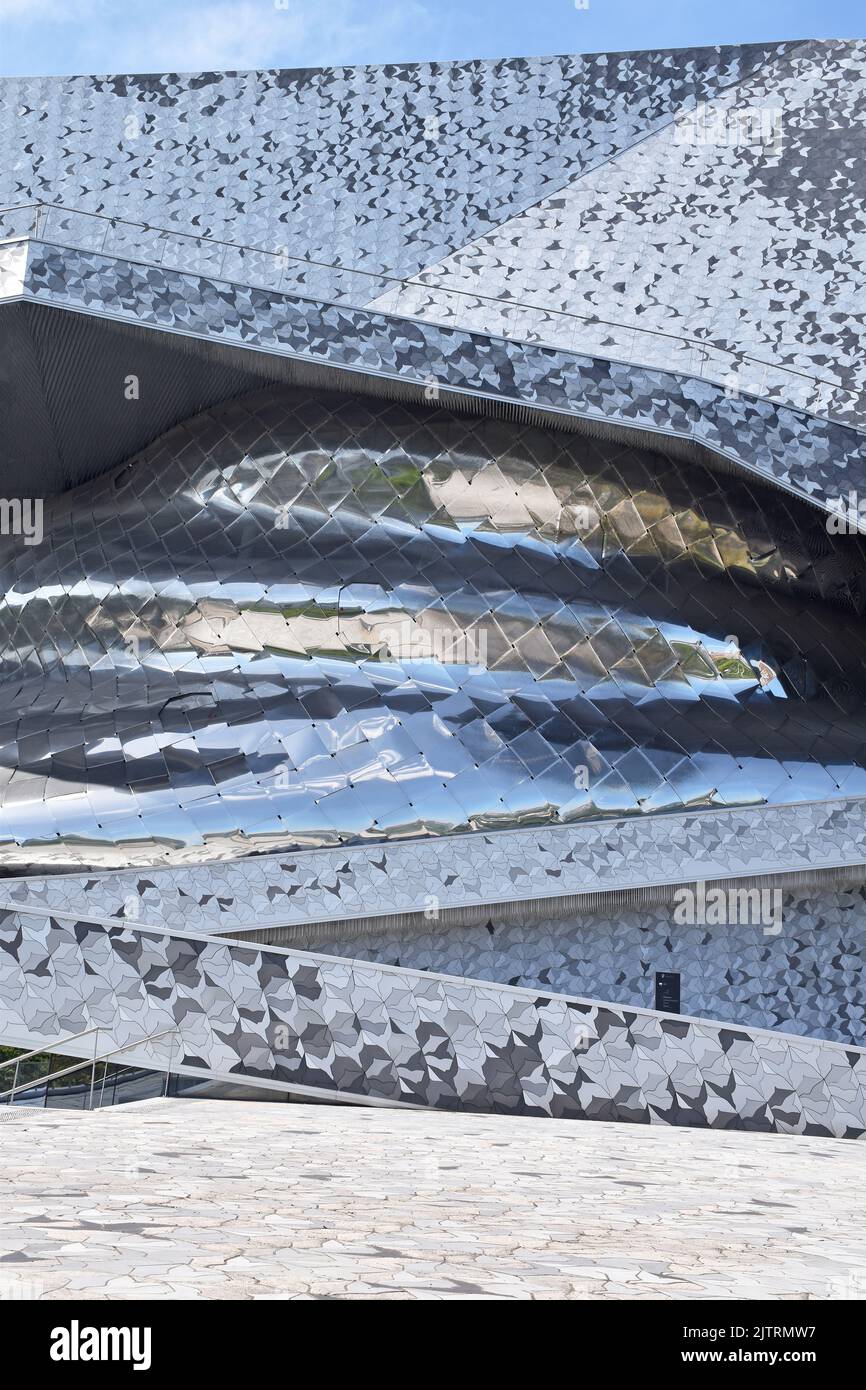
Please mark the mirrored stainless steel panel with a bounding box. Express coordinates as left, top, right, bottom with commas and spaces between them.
1, 386, 865, 869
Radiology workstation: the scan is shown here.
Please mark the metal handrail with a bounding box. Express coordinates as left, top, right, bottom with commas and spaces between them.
0, 1026, 101, 1100
0, 1025, 100, 1071
0, 198, 854, 409
91, 1028, 176, 1068
0, 1027, 178, 1107
95, 1059, 151, 1111
86, 1027, 178, 1110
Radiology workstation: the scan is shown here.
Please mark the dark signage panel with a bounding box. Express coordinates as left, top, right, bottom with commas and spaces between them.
655, 971, 681, 1014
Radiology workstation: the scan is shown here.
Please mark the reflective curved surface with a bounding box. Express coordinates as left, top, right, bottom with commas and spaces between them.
1, 386, 866, 869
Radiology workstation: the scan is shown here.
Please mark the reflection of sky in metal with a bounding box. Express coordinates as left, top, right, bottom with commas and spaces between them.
1, 387, 865, 870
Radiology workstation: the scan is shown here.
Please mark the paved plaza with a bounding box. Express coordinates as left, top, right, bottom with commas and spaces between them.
0, 1098, 864, 1300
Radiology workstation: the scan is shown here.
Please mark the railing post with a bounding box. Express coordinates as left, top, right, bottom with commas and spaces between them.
88, 1029, 100, 1112
163, 1032, 175, 1098
10, 1057, 19, 1102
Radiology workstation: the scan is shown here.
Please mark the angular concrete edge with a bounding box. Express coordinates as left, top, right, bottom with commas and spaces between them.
2, 795, 865, 937
4, 237, 866, 519
2, 905, 865, 1136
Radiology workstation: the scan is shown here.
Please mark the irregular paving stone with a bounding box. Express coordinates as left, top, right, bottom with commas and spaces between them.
0, 1097, 863, 1301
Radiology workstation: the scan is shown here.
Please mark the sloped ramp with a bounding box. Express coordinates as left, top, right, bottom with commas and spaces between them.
1, 905, 864, 1136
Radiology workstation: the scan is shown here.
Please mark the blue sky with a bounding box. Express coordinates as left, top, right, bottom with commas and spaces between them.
0, 0, 863, 77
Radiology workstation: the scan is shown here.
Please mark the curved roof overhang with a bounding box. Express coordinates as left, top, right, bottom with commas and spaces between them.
2, 234, 866, 531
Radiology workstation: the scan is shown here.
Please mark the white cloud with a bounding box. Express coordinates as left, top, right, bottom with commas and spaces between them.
75, 0, 435, 74
0, 0, 100, 18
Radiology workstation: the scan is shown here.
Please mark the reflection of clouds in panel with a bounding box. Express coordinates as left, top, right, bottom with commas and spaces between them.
0, 386, 864, 869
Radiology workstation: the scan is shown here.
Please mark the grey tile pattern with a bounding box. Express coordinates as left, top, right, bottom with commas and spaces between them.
3, 1098, 866, 1300
2, 905, 866, 1135
308, 883, 866, 1048
8, 237, 866, 519
3, 798, 866, 937
1, 386, 865, 871
5, 42, 863, 430
0, 46, 798, 294
371, 39, 866, 429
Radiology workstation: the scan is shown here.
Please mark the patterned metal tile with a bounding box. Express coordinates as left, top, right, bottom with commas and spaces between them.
8, 237, 866, 519
3, 45, 866, 1137
2, 904, 865, 1135
0, 387, 865, 870
3, 798, 866, 934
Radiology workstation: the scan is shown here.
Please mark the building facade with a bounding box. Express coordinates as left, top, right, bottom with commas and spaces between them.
1, 40, 866, 1132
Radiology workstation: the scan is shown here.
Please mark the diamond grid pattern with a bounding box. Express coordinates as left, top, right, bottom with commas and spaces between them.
0, 387, 864, 870
2, 45, 866, 1133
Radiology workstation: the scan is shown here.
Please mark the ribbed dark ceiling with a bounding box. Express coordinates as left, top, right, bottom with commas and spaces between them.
0, 300, 798, 505
0, 302, 280, 497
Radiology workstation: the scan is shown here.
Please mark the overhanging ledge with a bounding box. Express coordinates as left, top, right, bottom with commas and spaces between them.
3, 235, 866, 519
3, 795, 866, 937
